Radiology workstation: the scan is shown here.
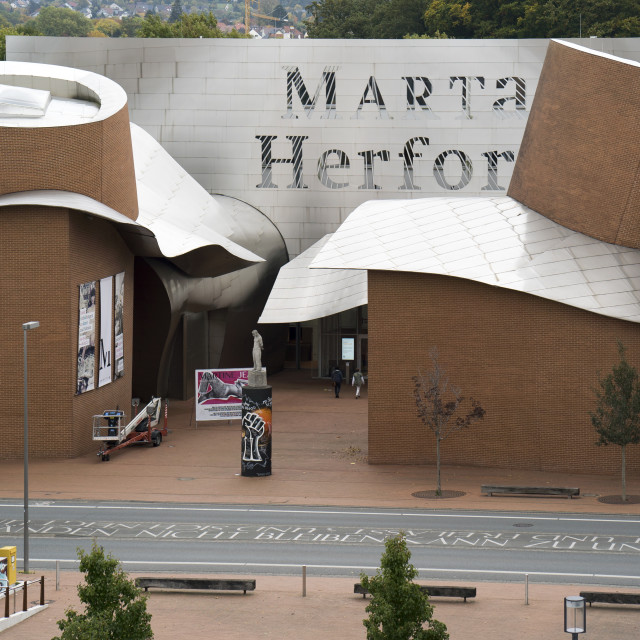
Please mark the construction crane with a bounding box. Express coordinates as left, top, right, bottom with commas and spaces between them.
245, 0, 284, 33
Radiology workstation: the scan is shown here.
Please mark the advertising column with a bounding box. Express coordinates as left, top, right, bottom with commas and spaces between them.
241, 383, 272, 477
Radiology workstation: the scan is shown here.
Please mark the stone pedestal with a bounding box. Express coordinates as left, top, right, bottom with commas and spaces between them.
241, 384, 272, 477
248, 367, 267, 387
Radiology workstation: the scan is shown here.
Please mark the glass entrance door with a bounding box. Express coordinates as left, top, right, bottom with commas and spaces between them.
358, 335, 368, 373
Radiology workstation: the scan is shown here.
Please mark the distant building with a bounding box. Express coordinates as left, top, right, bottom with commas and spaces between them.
5, 37, 640, 477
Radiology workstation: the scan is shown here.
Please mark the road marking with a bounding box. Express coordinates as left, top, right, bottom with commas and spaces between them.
4, 520, 640, 551
1, 502, 638, 524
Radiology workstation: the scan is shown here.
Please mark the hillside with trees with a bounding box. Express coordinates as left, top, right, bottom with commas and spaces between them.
305, 0, 640, 38
0, 0, 308, 59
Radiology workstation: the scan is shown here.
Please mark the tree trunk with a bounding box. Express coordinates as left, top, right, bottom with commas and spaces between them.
621, 445, 627, 502
436, 436, 441, 496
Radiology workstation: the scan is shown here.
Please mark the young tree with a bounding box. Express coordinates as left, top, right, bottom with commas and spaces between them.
0, 26, 19, 61
54, 541, 153, 640
90, 0, 101, 20
169, 0, 183, 23
590, 341, 640, 502
360, 533, 448, 640
33, 7, 92, 37
173, 12, 223, 37
413, 347, 485, 496
137, 13, 174, 37
372, 0, 429, 38
121, 16, 144, 37
93, 18, 123, 37
305, 0, 380, 38
423, 0, 472, 38
136, 11, 238, 38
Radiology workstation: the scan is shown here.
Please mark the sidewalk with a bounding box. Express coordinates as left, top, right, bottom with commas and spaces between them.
3, 572, 639, 640
1, 369, 639, 639
0, 369, 638, 512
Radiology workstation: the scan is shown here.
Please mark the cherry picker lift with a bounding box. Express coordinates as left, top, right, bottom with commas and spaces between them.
93, 397, 167, 461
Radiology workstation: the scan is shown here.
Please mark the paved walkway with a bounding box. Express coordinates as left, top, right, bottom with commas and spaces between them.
1, 369, 639, 639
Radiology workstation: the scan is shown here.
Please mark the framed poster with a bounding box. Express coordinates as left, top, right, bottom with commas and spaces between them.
77, 281, 96, 394
342, 337, 355, 361
114, 271, 125, 378
195, 368, 249, 421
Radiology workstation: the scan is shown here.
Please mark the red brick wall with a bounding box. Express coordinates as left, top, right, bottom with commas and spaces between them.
508, 41, 640, 248
0, 206, 133, 459
69, 212, 134, 457
0, 106, 138, 220
368, 270, 640, 476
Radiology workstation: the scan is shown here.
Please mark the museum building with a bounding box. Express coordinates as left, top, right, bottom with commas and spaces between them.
10, 35, 640, 380
277, 41, 640, 477
1, 38, 640, 476
0, 61, 287, 459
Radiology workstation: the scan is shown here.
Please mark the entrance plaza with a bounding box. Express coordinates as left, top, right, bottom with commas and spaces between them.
1, 370, 639, 639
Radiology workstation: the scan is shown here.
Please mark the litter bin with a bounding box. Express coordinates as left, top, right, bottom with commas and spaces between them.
0, 546, 17, 585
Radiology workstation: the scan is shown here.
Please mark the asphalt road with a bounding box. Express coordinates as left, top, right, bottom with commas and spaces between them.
1, 500, 639, 586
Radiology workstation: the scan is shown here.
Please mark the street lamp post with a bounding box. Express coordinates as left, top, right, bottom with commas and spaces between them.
564, 595, 586, 640
22, 320, 39, 574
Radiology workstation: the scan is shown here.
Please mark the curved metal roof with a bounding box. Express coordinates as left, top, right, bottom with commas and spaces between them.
130, 124, 264, 275
0, 125, 264, 278
259, 234, 367, 323
0, 60, 124, 125
0, 61, 263, 278
311, 196, 640, 323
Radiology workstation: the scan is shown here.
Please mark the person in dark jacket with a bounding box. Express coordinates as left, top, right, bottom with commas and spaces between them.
331, 367, 344, 398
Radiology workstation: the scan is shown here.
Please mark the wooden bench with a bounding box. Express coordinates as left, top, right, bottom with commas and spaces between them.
354, 583, 476, 602
481, 485, 580, 499
580, 591, 640, 606
135, 577, 256, 594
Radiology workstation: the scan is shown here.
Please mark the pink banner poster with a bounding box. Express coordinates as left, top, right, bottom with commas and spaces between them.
114, 271, 124, 378
195, 368, 249, 421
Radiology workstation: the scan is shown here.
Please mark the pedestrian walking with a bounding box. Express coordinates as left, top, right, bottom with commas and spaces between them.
331, 367, 344, 398
352, 368, 365, 398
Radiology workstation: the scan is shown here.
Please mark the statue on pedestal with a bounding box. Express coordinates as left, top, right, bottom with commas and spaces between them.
242, 330, 272, 476
252, 329, 263, 372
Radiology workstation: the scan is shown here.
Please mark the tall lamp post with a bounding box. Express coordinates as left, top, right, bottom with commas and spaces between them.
22, 320, 39, 574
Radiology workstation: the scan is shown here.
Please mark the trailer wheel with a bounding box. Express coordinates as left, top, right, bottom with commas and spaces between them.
101, 453, 110, 462
151, 431, 162, 447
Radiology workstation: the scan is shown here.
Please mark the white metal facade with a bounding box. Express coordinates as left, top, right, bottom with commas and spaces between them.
8, 37, 640, 259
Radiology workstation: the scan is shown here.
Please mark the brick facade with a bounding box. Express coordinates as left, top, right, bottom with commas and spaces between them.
0, 106, 138, 221
0, 206, 133, 459
509, 41, 640, 249
368, 270, 640, 476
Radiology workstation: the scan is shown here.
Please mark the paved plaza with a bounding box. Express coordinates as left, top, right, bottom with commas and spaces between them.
1, 369, 639, 639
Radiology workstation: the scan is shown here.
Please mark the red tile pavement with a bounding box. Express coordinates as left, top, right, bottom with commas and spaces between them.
1, 369, 639, 639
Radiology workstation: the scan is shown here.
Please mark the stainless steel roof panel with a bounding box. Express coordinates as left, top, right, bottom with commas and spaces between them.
311, 196, 640, 323
258, 234, 367, 324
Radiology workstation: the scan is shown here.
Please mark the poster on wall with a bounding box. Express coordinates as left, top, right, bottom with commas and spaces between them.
342, 338, 355, 361
114, 271, 124, 378
76, 281, 96, 394
99, 276, 113, 387
195, 368, 249, 421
